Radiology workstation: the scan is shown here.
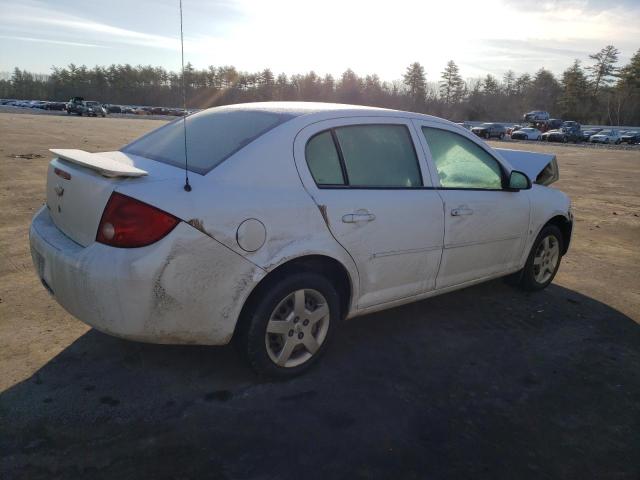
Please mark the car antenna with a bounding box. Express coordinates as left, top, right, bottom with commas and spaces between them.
179, 0, 191, 192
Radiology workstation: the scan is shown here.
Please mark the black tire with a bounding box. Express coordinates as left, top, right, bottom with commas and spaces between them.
235, 271, 341, 378
518, 225, 564, 291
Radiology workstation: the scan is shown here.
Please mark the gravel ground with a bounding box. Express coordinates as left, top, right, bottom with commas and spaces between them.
0, 112, 639, 480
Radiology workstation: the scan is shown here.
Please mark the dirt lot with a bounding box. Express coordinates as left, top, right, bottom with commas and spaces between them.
1, 113, 639, 479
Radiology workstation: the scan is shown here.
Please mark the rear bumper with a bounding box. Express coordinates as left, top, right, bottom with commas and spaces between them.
29, 206, 264, 345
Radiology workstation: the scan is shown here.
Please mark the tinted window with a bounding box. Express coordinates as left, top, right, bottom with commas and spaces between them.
122, 108, 297, 174
305, 131, 345, 185
422, 127, 503, 189
334, 125, 421, 187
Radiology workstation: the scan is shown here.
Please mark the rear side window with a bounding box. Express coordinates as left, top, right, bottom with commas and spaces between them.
422, 127, 503, 189
305, 124, 422, 188
122, 109, 297, 174
335, 125, 422, 187
306, 131, 345, 185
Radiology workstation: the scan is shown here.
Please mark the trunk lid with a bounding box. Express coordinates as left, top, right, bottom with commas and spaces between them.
46, 150, 184, 247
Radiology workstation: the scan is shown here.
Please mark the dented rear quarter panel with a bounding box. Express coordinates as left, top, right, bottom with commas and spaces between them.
30, 207, 265, 345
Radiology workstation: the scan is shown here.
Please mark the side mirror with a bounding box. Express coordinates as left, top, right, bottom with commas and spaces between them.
507, 170, 532, 191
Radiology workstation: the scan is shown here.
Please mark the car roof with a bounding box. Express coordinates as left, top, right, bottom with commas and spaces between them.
198, 101, 456, 126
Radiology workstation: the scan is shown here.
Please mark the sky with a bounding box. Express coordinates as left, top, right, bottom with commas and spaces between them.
0, 0, 639, 82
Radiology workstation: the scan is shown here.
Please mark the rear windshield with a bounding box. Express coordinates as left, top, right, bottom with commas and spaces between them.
122, 108, 298, 174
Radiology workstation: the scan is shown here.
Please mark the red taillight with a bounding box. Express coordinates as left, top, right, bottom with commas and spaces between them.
54, 167, 71, 180
96, 192, 179, 248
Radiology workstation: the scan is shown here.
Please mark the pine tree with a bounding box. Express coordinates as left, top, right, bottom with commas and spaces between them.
403, 62, 427, 110
502, 70, 516, 96
587, 45, 620, 96
439, 60, 464, 104
559, 60, 589, 121
482, 74, 500, 96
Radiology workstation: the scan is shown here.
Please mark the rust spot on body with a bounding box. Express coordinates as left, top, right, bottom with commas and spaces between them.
318, 204, 330, 228
187, 218, 206, 233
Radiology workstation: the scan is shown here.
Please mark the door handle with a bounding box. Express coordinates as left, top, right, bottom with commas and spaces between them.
451, 207, 474, 216
342, 212, 376, 223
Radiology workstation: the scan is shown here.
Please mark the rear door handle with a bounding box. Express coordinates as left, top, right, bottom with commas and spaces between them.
451, 207, 474, 216
342, 212, 376, 223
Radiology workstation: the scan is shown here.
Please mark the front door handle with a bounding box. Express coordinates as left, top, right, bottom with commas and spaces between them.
451, 207, 474, 216
342, 212, 376, 223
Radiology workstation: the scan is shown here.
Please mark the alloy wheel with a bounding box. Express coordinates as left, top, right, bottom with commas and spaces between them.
533, 235, 560, 284
265, 289, 330, 368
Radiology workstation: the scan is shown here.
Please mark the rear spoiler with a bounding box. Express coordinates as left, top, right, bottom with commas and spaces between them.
50, 149, 148, 178
495, 148, 559, 186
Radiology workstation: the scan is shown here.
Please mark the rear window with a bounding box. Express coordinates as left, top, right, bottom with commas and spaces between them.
122, 108, 297, 174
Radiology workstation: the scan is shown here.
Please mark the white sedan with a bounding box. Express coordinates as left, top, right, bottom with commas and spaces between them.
510, 127, 542, 141
30, 102, 572, 376
590, 129, 621, 144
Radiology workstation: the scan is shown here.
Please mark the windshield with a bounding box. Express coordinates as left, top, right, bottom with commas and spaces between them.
122, 108, 298, 174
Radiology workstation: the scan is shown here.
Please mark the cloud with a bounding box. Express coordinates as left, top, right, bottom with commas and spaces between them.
1, 1, 179, 50
0, 35, 107, 48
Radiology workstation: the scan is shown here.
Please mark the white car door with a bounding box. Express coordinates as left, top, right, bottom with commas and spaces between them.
414, 121, 530, 289
294, 117, 444, 309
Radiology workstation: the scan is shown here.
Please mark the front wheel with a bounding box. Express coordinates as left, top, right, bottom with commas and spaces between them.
518, 225, 563, 291
236, 272, 341, 377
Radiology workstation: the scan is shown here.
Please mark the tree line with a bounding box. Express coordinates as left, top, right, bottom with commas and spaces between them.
1, 45, 638, 125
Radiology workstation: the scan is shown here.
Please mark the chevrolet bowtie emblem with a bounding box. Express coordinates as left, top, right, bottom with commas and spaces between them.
54, 185, 64, 197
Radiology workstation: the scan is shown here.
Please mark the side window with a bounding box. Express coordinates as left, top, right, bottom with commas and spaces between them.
305, 131, 345, 185
334, 125, 422, 187
422, 127, 503, 189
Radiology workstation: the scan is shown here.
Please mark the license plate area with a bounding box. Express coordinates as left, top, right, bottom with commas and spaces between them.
33, 249, 54, 295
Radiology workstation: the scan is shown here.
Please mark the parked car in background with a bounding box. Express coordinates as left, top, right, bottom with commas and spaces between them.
589, 129, 621, 144
82, 101, 107, 117
471, 123, 506, 139
29, 102, 572, 377
66, 97, 85, 115
105, 104, 122, 114
511, 127, 541, 140
562, 121, 580, 130
507, 125, 522, 135
523, 111, 550, 122
620, 131, 640, 144
542, 126, 581, 143
581, 128, 602, 141
45, 102, 67, 111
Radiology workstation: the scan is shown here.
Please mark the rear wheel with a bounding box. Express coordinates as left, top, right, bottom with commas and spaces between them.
519, 225, 563, 291
236, 272, 340, 377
